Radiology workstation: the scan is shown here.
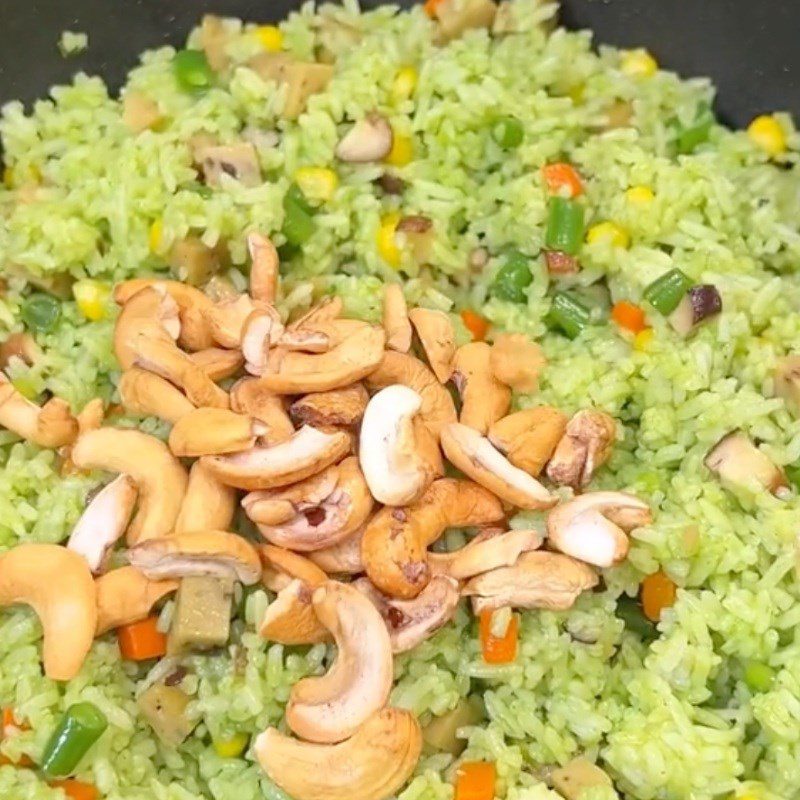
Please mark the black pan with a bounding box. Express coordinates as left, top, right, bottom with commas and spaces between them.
1, 0, 798, 128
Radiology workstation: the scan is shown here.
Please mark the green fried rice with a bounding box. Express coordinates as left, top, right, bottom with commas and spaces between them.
1, 0, 800, 798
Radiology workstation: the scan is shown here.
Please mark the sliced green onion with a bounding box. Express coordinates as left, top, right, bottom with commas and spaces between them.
173, 50, 215, 93
492, 116, 524, 149
643, 268, 693, 315
20, 294, 61, 333
491, 250, 532, 303
545, 197, 584, 255
41, 702, 108, 777
282, 184, 316, 247
744, 661, 776, 693
616, 595, 656, 642
546, 291, 590, 339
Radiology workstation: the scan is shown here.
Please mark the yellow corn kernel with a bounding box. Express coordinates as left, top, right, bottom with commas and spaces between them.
294, 167, 339, 203
633, 328, 653, 352
2, 167, 13, 189
392, 67, 418, 102
567, 83, 585, 104
213, 732, 250, 759
73, 279, 111, 322
587, 221, 630, 249
377, 212, 402, 268
747, 115, 787, 157
620, 48, 658, 78
625, 185, 655, 205
385, 133, 414, 167
255, 25, 283, 52
149, 218, 163, 254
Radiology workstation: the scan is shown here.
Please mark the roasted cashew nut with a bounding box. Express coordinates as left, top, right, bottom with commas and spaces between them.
242, 306, 286, 376
174, 461, 237, 533
488, 406, 568, 477
382, 285, 412, 353
118, 368, 195, 425
230, 377, 294, 444
247, 232, 280, 304
308, 524, 365, 575
95, 566, 178, 636
287, 296, 343, 331
189, 347, 244, 381
451, 342, 511, 434
407, 308, 456, 384
168, 407, 267, 457
208, 294, 266, 349
113, 286, 181, 370
289, 384, 369, 429
546, 409, 617, 489
489, 333, 546, 393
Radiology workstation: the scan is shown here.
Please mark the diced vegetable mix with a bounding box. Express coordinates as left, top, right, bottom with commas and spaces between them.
611, 301, 646, 334
460, 309, 489, 342
479, 609, 519, 664
542, 163, 583, 197
20, 294, 61, 333
491, 250, 532, 303
282, 183, 317, 248
545, 197, 585, 255
640, 571, 677, 622
48, 780, 100, 800
643, 268, 693, 316
173, 50, 215, 92
455, 761, 496, 800
41, 703, 108, 777
491, 116, 524, 150
116, 616, 168, 661
546, 291, 590, 339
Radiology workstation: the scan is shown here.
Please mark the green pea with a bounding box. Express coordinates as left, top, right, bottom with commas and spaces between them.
173, 50, 215, 93
20, 294, 61, 333
492, 250, 532, 303
492, 116, 524, 150
744, 661, 775, 693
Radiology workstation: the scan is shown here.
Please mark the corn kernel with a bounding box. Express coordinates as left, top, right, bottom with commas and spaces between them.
587, 221, 630, 249
213, 732, 250, 759
377, 212, 402, 268
567, 83, 585, 104
385, 133, 414, 167
149, 218, 163, 254
620, 48, 658, 78
73, 279, 111, 322
625, 185, 655, 205
633, 328, 653, 352
747, 115, 787, 158
255, 25, 283, 52
294, 167, 339, 203
2, 167, 13, 189
392, 67, 418, 102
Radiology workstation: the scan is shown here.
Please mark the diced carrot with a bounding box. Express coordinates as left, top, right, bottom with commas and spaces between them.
455, 761, 497, 800
461, 309, 489, 342
479, 610, 518, 664
423, 0, 446, 18
611, 300, 646, 334
0, 753, 34, 768
116, 616, 167, 661
542, 162, 584, 198
641, 571, 677, 622
48, 779, 100, 800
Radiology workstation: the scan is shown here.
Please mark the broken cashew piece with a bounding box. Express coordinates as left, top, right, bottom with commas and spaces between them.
489, 333, 546, 393
255, 707, 422, 800
286, 581, 393, 743
441, 422, 556, 510
335, 113, 393, 163
382, 285, 412, 353
289, 384, 369, 430
230, 378, 294, 444
360, 385, 443, 506
451, 342, 511, 434
287, 296, 343, 331
76, 398, 105, 435
546, 409, 617, 489
174, 461, 237, 533
71, 427, 189, 545
190, 347, 244, 381
118, 368, 195, 425
208, 294, 265, 349
407, 308, 455, 384
95, 566, 178, 636
67, 474, 138, 574
0, 543, 96, 680
488, 406, 568, 477
308, 525, 366, 575
248, 232, 280, 304
168, 407, 267, 457
113, 286, 180, 370
242, 306, 286, 376
546, 491, 651, 567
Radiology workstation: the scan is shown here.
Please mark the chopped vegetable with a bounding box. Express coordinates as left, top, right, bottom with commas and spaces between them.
41, 703, 108, 778
479, 609, 518, 664
48, 780, 99, 800
255, 25, 283, 52
551, 758, 613, 800
282, 184, 317, 247
422, 697, 484, 756
611, 301, 646, 334
173, 49, 215, 92
633, 328, 653, 352
167, 576, 233, 655
137, 684, 195, 746
542, 163, 583, 197
545, 197, 585, 255
424, 0, 446, 18
625, 185, 654, 205
616, 595, 656, 641
544, 250, 578, 275
377, 212, 402, 268
385, 133, 414, 167
169, 236, 220, 286
587, 221, 630, 249
294, 167, 339, 203
213, 731, 250, 758
641, 571, 676, 622
73, 280, 111, 322
744, 661, 776, 693
492, 116, 524, 150
148, 218, 163, 253
455, 761, 496, 800
673, 102, 715, 154
668, 284, 722, 337
461, 309, 489, 342
248, 54, 333, 120
117, 616, 168, 661
546, 291, 590, 339
20, 294, 61, 333
747, 114, 787, 157
392, 67, 418, 101
643, 269, 693, 316
491, 250, 532, 303
620, 48, 658, 78
704, 431, 787, 496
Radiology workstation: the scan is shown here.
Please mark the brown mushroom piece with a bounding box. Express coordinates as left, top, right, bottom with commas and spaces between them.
248, 53, 334, 120
382, 285, 412, 353
396, 216, 435, 264
290, 383, 369, 430
167, 575, 235, 655
335, 113, 393, 163
546, 409, 617, 489
704, 431, 788, 496
168, 407, 267, 457
489, 333, 546, 394
197, 142, 262, 187
118, 368, 195, 425
174, 461, 237, 533
407, 308, 456, 384
451, 342, 511, 434
488, 406, 568, 478
668, 285, 722, 338
168, 236, 221, 287
95, 566, 178, 635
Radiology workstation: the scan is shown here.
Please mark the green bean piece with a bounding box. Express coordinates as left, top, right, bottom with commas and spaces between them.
20, 294, 61, 333
616, 595, 656, 643
545, 197, 585, 255
643, 268, 693, 315
744, 661, 776, 693
173, 50, 215, 93
545, 291, 590, 339
492, 116, 524, 149
492, 250, 532, 303
41, 702, 108, 777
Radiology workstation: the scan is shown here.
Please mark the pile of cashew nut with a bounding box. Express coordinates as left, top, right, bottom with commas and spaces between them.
0, 233, 652, 800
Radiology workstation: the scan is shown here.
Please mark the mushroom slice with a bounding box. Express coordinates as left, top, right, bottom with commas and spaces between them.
462, 551, 598, 613
704, 431, 788, 496
230, 377, 294, 444
354, 575, 460, 653
118, 368, 195, 425
286, 581, 393, 743
244, 457, 373, 550
175, 461, 237, 533
451, 343, 511, 434
189, 347, 244, 381
67, 474, 138, 574
0, 373, 78, 448
490, 333, 546, 394
198, 142, 261, 187
248, 232, 280, 304
360, 385, 443, 506
365, 351, 457, 440
242, 306, 286, 375
308, 525, 365, 575
259, 324, 386, 394
248, 54, 334, 120
113, 286, 181, 370
201, 425, 352, 491
546, 491, 651, 568
362, 478, 504, 599
208, 294, 264, 349
335, 113, 393, 163
546, 409, 617, 489
287, 296, 343, 331
382, 285, 412, 353
290, 384, 369, 429
95, 566, 178, 636
71, 428, 189, 544
0, 543, 96, 681
255, 707, 422, 800
435, 528, 544, 581
407, 308, 455, 384
488, 406, 568, 477
128, 531, 262, 585
168, 407, 267, 457
441, 423, 556, 510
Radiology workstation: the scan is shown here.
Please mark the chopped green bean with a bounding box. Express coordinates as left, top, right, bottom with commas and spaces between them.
282, 184, 316, 247
643, 268, 693, 315
616, 595, 656, 642
744, 661, 776, 693
492, 250, 532, 303
546, 291, 590, 339
545, 197, 584, 255
41, 702, 108, 777
20, 294, 61, 333
492, 116, 524, 149
173, 50, 215, 93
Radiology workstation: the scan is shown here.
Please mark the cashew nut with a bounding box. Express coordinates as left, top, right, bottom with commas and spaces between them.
0, 332, 39, 369
174, 461, 237, 533
382, 285, 412, 353
546, 491, 651, 567
546, 409, 617, 489
0, 544, 96, 680
247, 232, 280, 304
95, 566, 178, 636
335, 113, 393, 163
255, 707, 422, 800
201, 425, 352, 491
67, 474, 137, 574
0, 373, 78, 448
289, 383, 369, 429
128, 530, 262, 585
208, 294, 264, 348
287, 295, 343, 331
71, 427, 189, 544
76, 398, 105, 435
259, 545, 328, 592
365, 351, 457, 440
440, 423, 556, 510
230, 377, 294, 444
114, 286, 181, 370
360, 385, 443, 506
118, 368, 195, 424
451, 343, 511, 434
243, 308, 286, 377
308, 524, 366, 575
362, 478, 504, 599
190, 347, 244, 381
462, 551, 598, 613
488, 406, 568, 477
354, 575, 460, 653
489, 333, 546, 393
286, 581, 393, 743
407, 308, 455, 384
168, 407, 267, 457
